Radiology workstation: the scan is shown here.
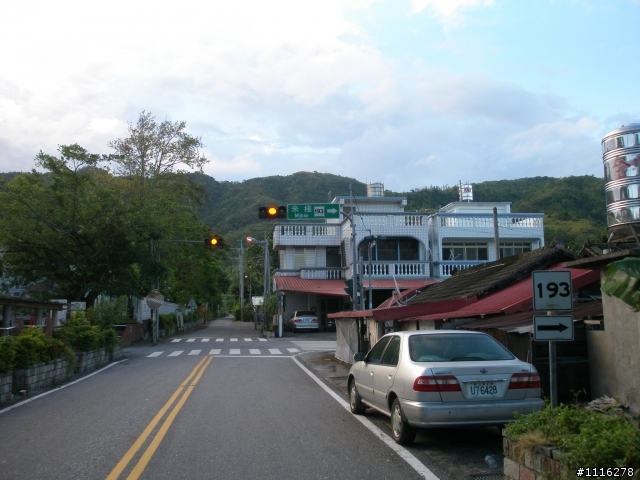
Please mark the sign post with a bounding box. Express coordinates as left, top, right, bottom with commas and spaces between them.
287, 203, 340, 220
532, 271, 573, 408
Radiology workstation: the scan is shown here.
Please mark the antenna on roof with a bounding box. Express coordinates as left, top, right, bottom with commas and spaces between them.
391, 274, 407, 306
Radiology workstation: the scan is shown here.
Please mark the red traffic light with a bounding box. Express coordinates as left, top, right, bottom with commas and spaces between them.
204, 237, 223, 247
258, 205, 286, 219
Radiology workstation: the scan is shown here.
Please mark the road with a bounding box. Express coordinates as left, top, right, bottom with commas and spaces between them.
0, 318, 504, 480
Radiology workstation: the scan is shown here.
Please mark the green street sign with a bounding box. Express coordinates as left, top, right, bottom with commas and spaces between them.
287, 203, 340, 220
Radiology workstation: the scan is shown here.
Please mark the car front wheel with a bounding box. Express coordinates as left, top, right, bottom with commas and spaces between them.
391, 398, 416, 445
349, 381, 366, 415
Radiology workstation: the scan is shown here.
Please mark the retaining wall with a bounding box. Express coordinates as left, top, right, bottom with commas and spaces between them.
503, 433, 564, 480
0, 371, 12, 403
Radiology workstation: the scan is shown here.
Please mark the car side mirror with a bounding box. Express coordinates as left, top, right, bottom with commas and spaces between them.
353, 352, 366, 363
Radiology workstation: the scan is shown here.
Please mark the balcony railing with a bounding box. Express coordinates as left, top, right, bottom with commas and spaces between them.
359, 261, 429, 278
435, 213, 543, 229
274, 268, 344, 280
273, 224, 341, 247
434, 261, 483, 277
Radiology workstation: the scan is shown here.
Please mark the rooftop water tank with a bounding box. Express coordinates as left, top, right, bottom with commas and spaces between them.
367, 182, 384, 197
602, 123, 640, 241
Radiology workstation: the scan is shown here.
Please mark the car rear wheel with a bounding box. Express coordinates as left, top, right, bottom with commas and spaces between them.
391, 398, 416, 445
349, 381, 366, 415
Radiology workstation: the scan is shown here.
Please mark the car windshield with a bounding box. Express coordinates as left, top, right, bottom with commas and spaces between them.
409, 333, 515, 362
295, 311, 315, 317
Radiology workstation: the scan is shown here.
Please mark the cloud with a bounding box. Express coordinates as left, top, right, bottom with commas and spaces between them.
410, 0, 494, 27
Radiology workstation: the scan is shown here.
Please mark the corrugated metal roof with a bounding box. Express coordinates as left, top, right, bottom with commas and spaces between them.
274, 277, 349, 297
407, 245, 578, 305
274, 277, 430, 297
376, 282, 437, 308
406, 267, 600, 322
458, 300, 603, 334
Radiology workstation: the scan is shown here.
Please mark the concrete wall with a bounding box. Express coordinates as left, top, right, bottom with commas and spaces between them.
591, 284, 640, 413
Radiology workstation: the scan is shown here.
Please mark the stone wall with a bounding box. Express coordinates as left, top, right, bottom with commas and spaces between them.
9, 345, 123, 397
0, 371, 12, 403
13, 358, 71, 394
503, 433, 565, 480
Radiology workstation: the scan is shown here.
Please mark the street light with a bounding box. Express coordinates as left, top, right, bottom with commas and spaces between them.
246, 236, 270, 337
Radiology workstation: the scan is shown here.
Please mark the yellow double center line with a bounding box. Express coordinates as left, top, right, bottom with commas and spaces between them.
106, 355, 213, 480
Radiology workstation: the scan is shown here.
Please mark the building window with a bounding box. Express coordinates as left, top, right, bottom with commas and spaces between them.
294, 248, 315, 269
442, 243, 488, 261
326, 247, 341, 268
359, 238, 419, 262
499, 242, 531, 259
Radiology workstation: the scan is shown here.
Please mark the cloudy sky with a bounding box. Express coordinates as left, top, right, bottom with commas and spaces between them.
1, 0, 638, 191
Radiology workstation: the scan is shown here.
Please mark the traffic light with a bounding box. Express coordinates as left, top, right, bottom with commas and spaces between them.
344, 277, 359, 299
204, 237, 223, 247
258, 205, 286, 219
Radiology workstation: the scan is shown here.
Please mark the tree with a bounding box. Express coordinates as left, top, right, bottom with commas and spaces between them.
602, 257, 640, 311
0, 145, 148, 303
108, 111, 208, 183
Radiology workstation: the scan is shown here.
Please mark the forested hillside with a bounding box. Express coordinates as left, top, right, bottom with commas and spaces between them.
191, 172, 607, 250
2, 170, 606, 249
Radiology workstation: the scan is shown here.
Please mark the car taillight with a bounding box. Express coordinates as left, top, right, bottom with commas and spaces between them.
294, 319, 302, 323
509, 372, 541, 389
311, 319, 318, 323
413, 375, 460, 392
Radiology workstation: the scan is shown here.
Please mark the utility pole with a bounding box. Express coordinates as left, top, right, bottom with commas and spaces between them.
350, 184, 358, 311
239, 240, 244, 322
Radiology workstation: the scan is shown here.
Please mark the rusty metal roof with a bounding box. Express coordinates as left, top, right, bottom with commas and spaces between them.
457, 300, 603, 334
407, 245, 578, 305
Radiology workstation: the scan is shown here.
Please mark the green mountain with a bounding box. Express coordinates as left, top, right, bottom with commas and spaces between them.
192, 172, 607, 250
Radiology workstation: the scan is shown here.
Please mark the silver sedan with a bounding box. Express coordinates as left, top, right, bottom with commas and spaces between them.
348, 330, 544, 445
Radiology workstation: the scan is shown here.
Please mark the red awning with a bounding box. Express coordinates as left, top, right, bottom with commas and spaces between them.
274, 277, 432, 297
275, 277, 349, 297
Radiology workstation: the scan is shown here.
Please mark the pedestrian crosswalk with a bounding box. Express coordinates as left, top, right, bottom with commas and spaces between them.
291, 340, 337, 352
171, 337, 268, 343
147, 347, 301, 358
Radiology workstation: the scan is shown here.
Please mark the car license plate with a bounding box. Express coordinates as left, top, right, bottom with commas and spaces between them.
468, 382, 499, 398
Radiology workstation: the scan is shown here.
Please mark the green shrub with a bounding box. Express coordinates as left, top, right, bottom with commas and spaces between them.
13, 328, 49, 368
85, 296, 128, 329
46, 337, 77, 370
506, 404, 640, 477
0, 336, 15, 373
159, 313, 176, 332
55, 311, 101, 352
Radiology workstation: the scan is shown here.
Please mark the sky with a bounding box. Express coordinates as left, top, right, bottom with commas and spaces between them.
1, 0, 639, 192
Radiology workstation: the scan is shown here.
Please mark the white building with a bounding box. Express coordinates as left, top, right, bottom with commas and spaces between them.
272, 183, 545, 327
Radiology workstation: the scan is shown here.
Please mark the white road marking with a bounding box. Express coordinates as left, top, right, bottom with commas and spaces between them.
292, 357, 440, 480
269, 348, 282, 355
201, 338, 210, 342
188, 350, 201, 356
186, 339, 196, 343
230, 349, 241, 355
249, 349, 261, 355
168, 351, 183, 357
171, 339, 181, 343
216, 338, 223, 342
0, 361, 124, 415
258, 338, 267, 342
287, 348, 300, 353
209, 349, 221, 355
244, 338, 252, 342
291, 340, 336, 352
231, 338, 238, 342
147, 352, 163, 357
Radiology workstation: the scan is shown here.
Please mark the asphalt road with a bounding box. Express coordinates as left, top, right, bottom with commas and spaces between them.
0, 319, 505, 480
